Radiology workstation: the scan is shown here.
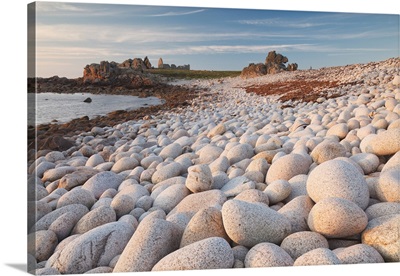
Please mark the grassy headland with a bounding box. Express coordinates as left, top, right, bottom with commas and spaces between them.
146, 69, 241, 80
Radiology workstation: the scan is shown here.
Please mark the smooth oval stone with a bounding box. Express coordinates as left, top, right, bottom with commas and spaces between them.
167, 190, 227, 221
350, 153, 380, 175
310, 140, 346, 164
180, 206, 229, 248
135, 195, 153, 211
42, 166, 76, 182
226, 143, 254, 165
388, 118, 400, 129
111, 157, 139, 173
84, 266, 113, 274
197, 144, 224, 164
113, 184, 149, 206
99, 188, 118, 199
326, 123, 348, 139
94, 162, 114, 171
365, 202, 400, 220
35, 161, 56, 179
361, 128, 400, 155
308, 197, 368, 238
266, 154, 311, 184
72, 205, 117, 234
361, 214, 400, 262
45, 151, 65, 162
111, 194, 135, 218
58, 168, 99, 190
335, 244, 384, 264
246, 158, 269, 176
306, 159, 369, 209
46, 221, 134, 274
185, 164, 214, 193
381, 151, 400, 173
207, 123, 227, 138
85, 153, 104, 167
150, 176, 187, 200
221, 199, 291, 247
28, 201, 52, 231
280, 231, 329, 260
30, 204, 89, 233
212, 171, 230, 189
375, 169, 400, 202
118, 214, 138, 228
34, 267, 61, 275
283, 174, 308, 203
82, 171, 124, 199
278, 195, 314, 233
294, 248, 341, 266
264, 179, 291, 204
56, 188, 96, 209
109, 254, 120, 268
91, 197, 112, 210
140, 155, 163, 169
220, 176, 255, 197
159, 143, 183, 160
48, 211, 82, 241
209, 156, 230, 173
67, 156, 87, 167
152, 237, 234, 271
113, 218, 182, 272
28, 230, 58, 262
152, 184, 190, 214
151, 162, 183, 184
234, 189, 269, 206
244, 242, 294, 268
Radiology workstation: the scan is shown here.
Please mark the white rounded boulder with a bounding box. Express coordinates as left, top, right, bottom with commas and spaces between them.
244, 242, 294, 268
294, 248, 341, 266
308, 197, 368, 238
306, 159, 369, 209
266, 153, 311, 184
221, 199, 291, 247
185, 164, 214, 193
375, 169, 400, 202
152, 237, 234, 271
280, 231, 329, 260
361, 214, 400, 262
310, 140, 346, 164
361, 128, 400, 156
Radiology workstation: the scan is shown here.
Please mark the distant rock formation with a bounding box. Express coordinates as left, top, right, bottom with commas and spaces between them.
144, 56, 152, 69
158, 58, 164, 69
240, 63, 267, 79
157, 57, 190, 70
82, 57, 154, 88
241, 51, 298, 78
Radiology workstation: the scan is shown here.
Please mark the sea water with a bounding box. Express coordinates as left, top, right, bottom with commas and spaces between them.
28, 93, 163, 125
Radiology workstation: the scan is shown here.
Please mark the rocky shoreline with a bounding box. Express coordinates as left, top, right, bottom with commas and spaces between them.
28, 57, 400, 274
28, 83, 204, 155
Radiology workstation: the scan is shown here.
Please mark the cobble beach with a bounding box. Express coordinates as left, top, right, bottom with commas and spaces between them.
28, 57, 400, 274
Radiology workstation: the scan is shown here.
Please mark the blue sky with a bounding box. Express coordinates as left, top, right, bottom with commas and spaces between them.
31, 1, 399, 78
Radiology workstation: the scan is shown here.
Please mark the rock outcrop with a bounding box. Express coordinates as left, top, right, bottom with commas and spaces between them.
158, 58, 164, 69
82, 57, 154, 87
157, 57, 190, 70
241, 51, 298, 78
144, 56, 152, 69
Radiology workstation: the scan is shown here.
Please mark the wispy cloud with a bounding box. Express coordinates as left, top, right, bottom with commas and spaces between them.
35, 23, 306, 44
36, 2, 88, 13
237, 18, 327, 28
148, 9, 206, 17
36, 44, 318, 60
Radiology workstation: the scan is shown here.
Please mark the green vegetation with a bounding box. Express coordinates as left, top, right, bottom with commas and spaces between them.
146, 69, 242, 80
